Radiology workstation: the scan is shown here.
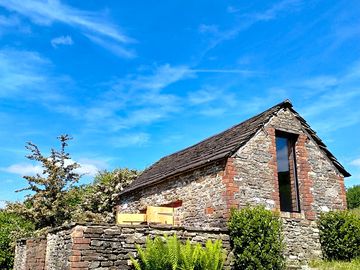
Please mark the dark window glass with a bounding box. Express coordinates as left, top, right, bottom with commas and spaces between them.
276, 135, 300, 212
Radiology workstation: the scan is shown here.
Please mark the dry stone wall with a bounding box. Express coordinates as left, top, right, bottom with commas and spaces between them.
14, 224, 232, 270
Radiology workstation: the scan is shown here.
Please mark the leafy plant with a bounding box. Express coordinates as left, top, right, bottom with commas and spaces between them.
228, 206, 285, 270
179, 240, 201, 270
310, 258, 360, 270
130, 234, 225, 270
14, 134, 81, 229
72, 168, 140, 222
347, 185, 360, 210
318, 210, 360, 261
0, 210, 34, 269
198, 240, 225, 270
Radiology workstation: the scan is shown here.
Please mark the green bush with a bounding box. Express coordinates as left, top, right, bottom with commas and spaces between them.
318, 211, 360, 261
0, 210, 34, 269
347, 185, 360, 210
228, 206, 285, 270
130, 234, 225, 270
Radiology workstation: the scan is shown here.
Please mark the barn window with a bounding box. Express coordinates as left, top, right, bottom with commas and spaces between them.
275, 132, 300, 212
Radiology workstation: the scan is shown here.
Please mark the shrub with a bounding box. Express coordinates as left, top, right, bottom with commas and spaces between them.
130, 234, 225, 270
347, 185, 360, 210
228, 206, 285, 270
0, 210, 34, 269
318, 210, 360, 261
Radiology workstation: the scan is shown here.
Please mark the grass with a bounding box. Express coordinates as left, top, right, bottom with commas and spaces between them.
309, 258, 360, 270
350, 207, 360, 217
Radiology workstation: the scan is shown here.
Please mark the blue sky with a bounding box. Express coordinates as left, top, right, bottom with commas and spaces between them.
0, 0, 360, 207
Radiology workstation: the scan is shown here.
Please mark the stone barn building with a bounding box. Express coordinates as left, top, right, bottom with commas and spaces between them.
14, 100, 350, 270
117, 99, 350, 262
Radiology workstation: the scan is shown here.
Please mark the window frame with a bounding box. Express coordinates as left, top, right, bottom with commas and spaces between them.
275, 130, 301, 213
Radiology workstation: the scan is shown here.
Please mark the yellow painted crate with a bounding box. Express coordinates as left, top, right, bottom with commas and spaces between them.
146, 206, 174, 225
116, 213, 146, 225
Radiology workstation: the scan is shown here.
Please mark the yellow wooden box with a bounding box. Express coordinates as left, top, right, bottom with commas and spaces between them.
116, 213, 146, 225
146, 206, 174, 225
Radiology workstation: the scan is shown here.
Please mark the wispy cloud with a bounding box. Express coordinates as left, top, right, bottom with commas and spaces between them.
110, 133, 150, 148
187, 86, 238, 116
0, 201, 6, 209
350, 159, 360, 167
2, 163, 43, 176
190, 69, 259, 75
77, 64, 193, 130
1, 158, 105, 177
0, 48, 69, 101
85, 34, 136, 59
200, 0, 302, 53
51, 35, 73, 48
227, 6, 240, 14
0, 0, 135, 57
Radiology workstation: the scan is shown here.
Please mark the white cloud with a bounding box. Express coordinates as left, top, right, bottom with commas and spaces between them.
198, 24, 219, 35
0, 200, 7, 209
75, 163, 99, 177
302, 76, 339, 90
85, 34, 135, 59
75, 64, 193, 131
188, 88, 219, 105
0, 0, 135, 57
2, 158, 105, 178
2, 163, 43, 176
227, 6, 240, 14
350, 159, 360, 167
51, 35, 73, 48
111, 133, 150, 148
0, 14, 20, 27
0, 48, 68, 102
200, 0, 302, 53
250, 0, 302, 21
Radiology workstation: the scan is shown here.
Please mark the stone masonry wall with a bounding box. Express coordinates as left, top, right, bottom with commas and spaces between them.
45, 227, 73, 270
227, 108, 346, 263
18, 237, 47, 270
14, 239, 27, 270
229, 108, 346, 216
14, 224, 232, 270
118, 162, 228, 228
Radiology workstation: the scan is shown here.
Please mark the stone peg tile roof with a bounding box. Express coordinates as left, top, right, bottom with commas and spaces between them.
121, 100, 350, 195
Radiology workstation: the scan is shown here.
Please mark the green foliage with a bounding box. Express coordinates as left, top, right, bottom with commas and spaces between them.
318, 211, 360, 261
9, 134, 140, 227
347, 185, 360, 210
350, 207, 360, 218
130, 235, 225, 270
15, 135, 81, 229
228, 206, 285, 270
310, 258, 360, 270
69, 168, 140, 223
0, 210, 34, 269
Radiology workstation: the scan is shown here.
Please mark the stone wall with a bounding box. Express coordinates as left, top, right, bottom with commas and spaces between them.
226, 108, 346, 263
282, 218, 321, 264
118, 162, 228, 228
14, 224, 232, 270
14, 239, 27, 270
15, 237, 47, 270
45, 227, 73, 270
228, 108, 346, 215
